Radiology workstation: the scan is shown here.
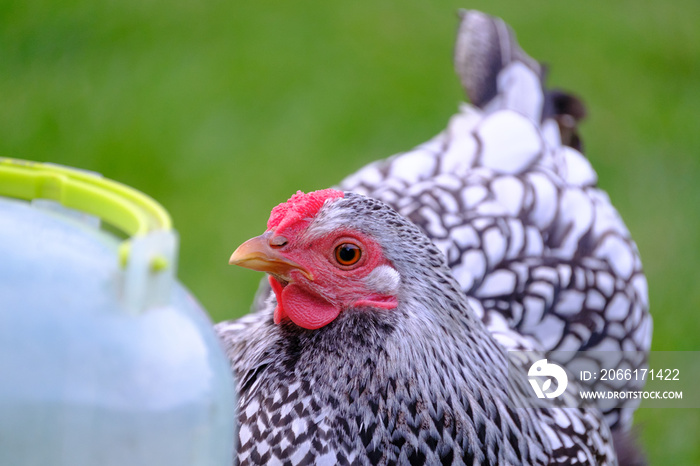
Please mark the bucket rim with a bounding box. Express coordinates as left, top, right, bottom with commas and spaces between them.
0, 158, 172, 268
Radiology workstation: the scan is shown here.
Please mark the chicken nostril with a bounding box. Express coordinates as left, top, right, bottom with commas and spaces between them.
269, 235, 288, 248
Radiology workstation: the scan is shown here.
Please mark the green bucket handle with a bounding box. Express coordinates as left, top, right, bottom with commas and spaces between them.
0, 157, 172, 268
0, 158, 177, 312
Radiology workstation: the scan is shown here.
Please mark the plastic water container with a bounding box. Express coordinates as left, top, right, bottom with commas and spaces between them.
0, 158, 236, 466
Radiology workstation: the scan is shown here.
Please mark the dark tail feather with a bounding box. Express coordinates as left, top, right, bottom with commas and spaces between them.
454, 9, 541, 112
544, 88, 587, 152
453, 10, 587, 152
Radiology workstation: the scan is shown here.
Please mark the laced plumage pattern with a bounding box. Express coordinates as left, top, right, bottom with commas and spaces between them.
216, 9, 650, 465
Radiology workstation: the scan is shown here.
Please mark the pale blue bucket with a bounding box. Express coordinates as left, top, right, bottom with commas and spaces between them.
0, 159, 235, 466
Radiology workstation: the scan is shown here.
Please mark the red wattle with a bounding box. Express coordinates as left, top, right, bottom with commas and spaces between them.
281, 284, 340, 330
268, 276, 287, 324
274, 304, 286, 324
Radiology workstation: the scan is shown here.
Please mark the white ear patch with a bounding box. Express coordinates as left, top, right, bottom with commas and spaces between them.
363, 265, 401, 295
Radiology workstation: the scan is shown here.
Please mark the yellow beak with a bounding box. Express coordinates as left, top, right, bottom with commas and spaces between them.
229, 232, 313, 281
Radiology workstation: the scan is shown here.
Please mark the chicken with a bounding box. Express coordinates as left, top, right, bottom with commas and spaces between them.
216, 188, 616, 465
340, 10, 651, 432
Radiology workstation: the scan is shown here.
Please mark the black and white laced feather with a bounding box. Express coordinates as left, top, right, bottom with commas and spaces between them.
216, 9, 650, 465
341, 10, 651, 432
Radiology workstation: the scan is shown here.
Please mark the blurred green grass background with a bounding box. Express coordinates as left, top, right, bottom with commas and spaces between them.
2, 0, 698, 462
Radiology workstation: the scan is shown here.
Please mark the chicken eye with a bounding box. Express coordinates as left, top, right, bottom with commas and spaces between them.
334, 243, 361, 266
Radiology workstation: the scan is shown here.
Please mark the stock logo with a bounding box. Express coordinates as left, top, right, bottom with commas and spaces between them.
528, 359, 568, 399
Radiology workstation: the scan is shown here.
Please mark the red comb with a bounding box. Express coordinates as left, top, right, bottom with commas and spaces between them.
267, 189, 344, 232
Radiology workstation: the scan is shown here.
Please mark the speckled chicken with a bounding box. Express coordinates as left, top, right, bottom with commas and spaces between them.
340, 11, 651, 432
216, 189, 616, 465
216, 9, 652, 464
